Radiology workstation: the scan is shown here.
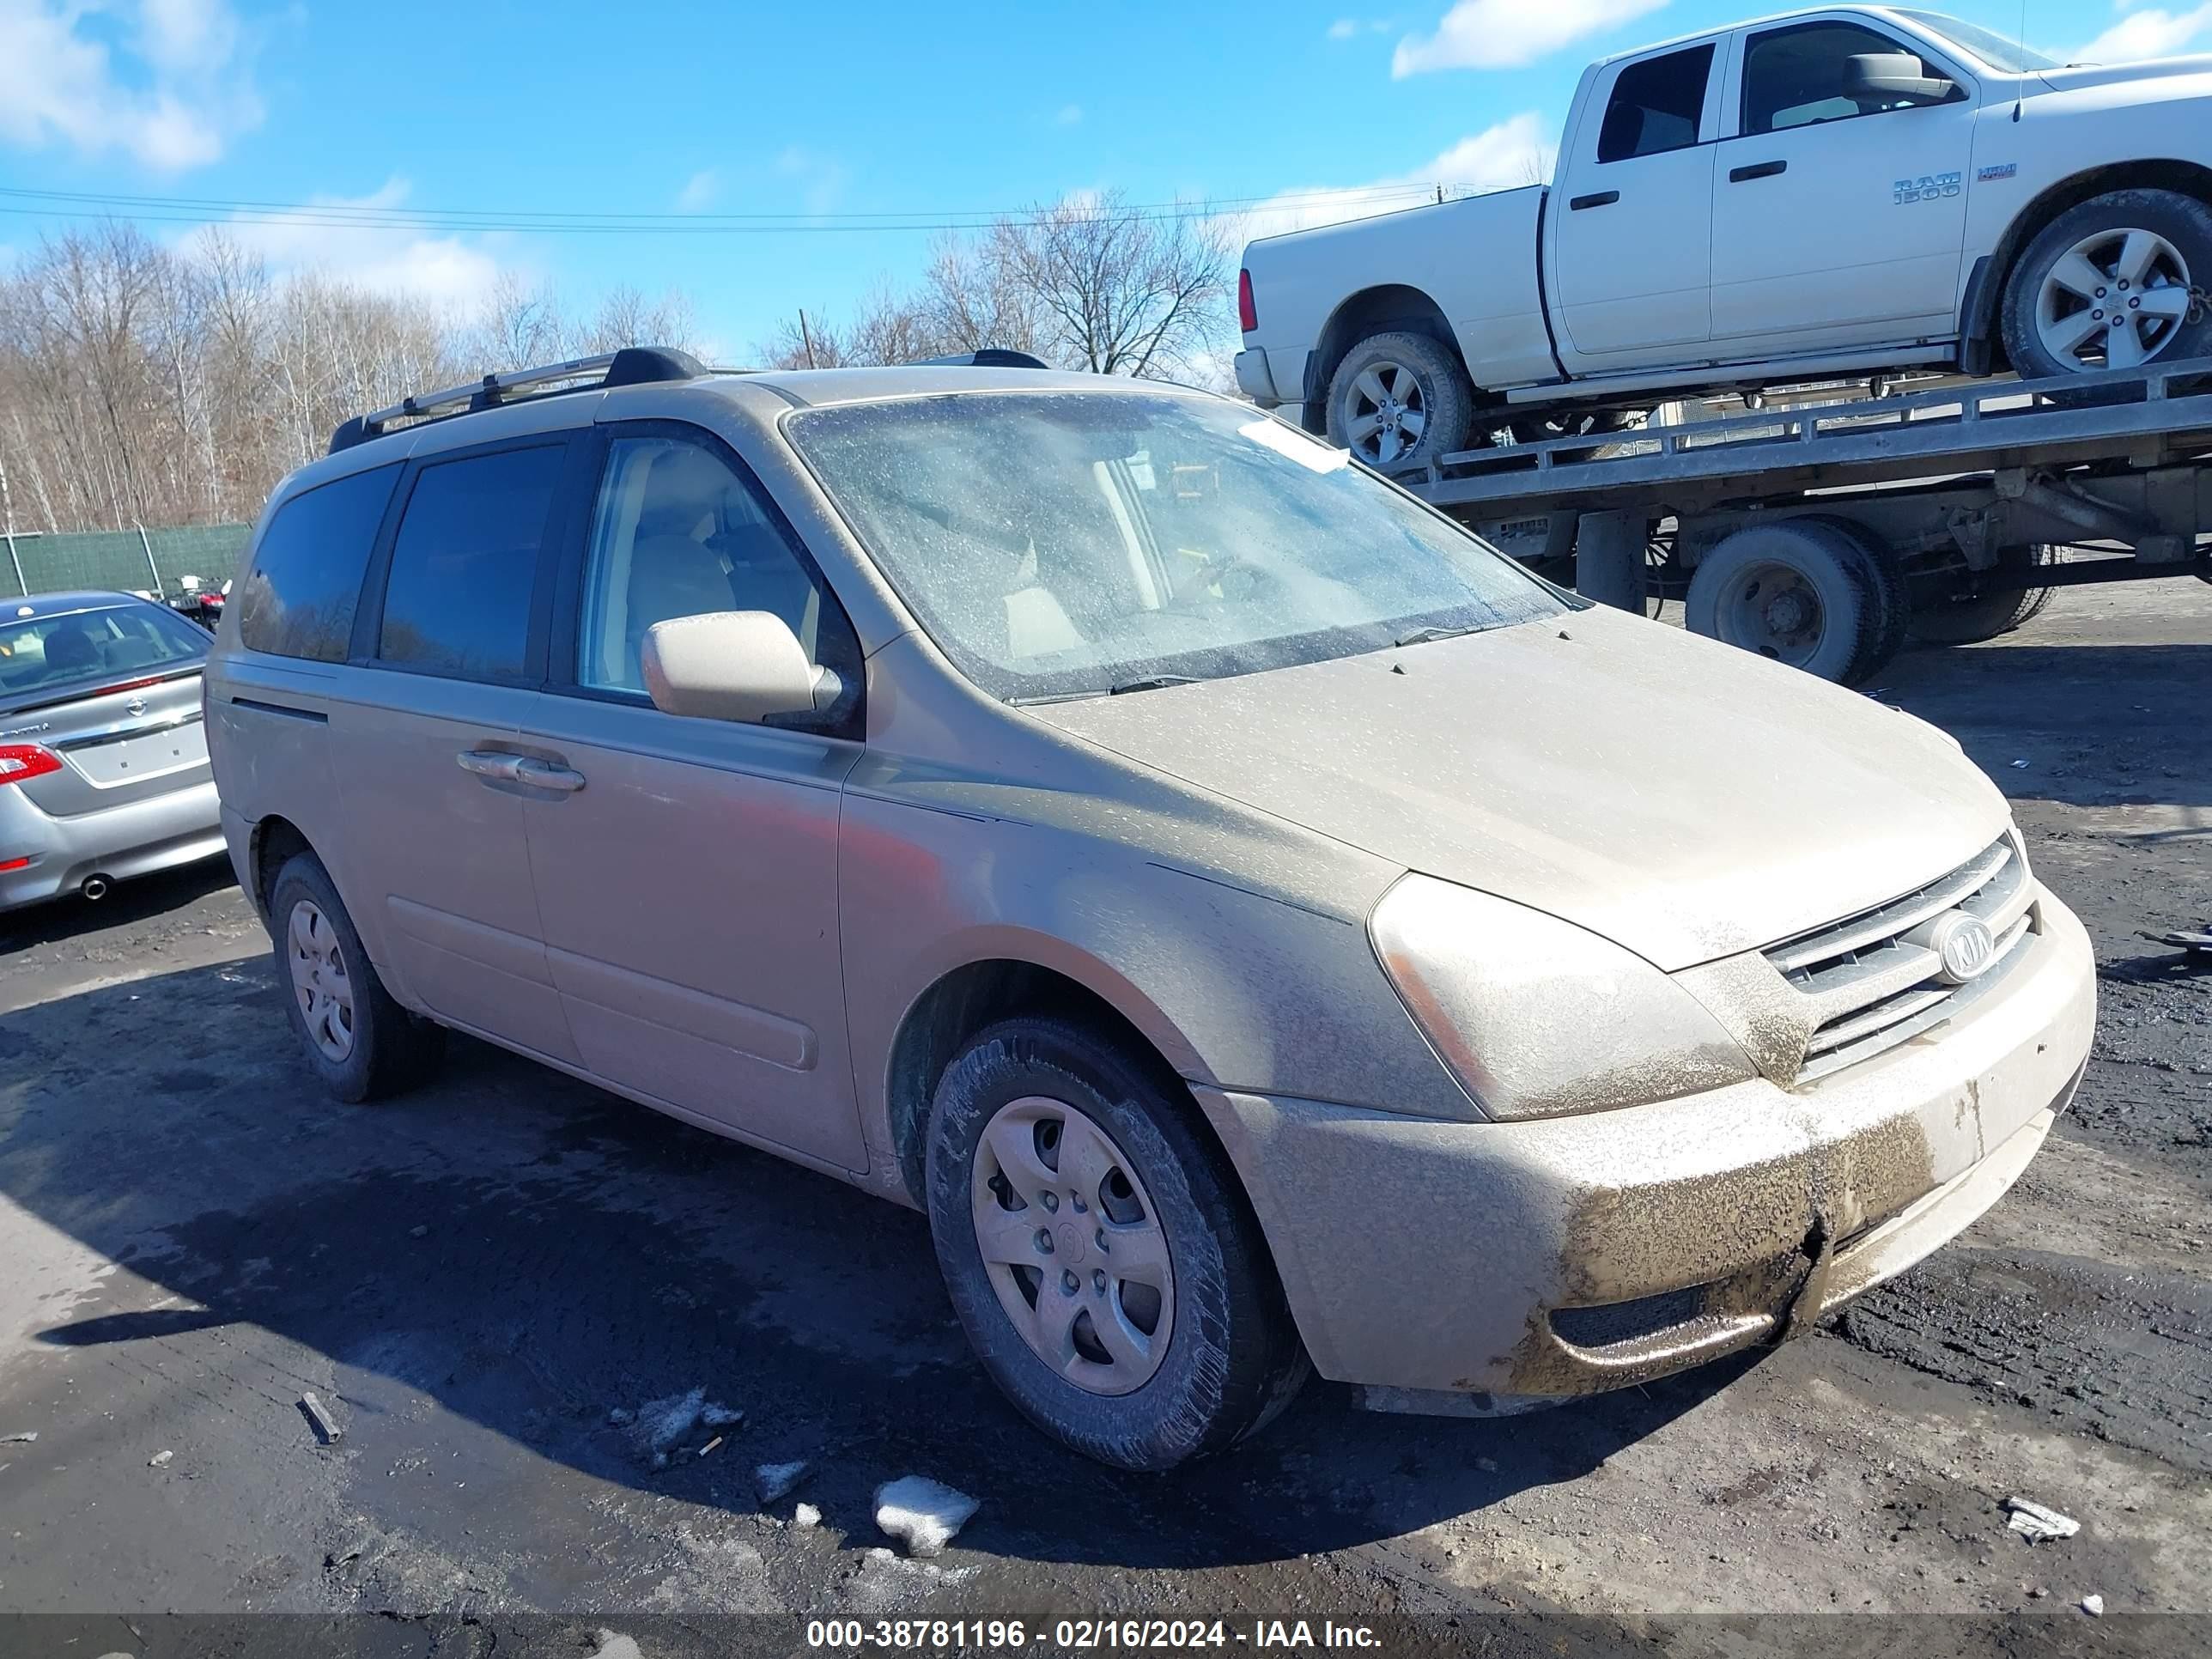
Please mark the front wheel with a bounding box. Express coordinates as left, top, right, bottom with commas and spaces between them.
1323, 331, 1474, 470
2000, 189, 2212, 377
925, 1018, 1308, 1470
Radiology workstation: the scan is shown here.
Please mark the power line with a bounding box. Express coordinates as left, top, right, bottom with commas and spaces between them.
0, 180, 1488, 238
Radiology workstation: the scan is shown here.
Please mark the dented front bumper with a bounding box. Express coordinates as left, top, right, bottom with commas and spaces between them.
1192, 884, 2096, 1407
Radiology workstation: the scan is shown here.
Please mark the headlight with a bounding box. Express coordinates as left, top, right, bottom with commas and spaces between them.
1370, 874, 1756, 1121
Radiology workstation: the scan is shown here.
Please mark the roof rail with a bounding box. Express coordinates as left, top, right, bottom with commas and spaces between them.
328, 345, 706, 454
911, 348, 1052, 370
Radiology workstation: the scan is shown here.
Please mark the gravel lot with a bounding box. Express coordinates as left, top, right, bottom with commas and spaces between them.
2, 581, 2206, 1657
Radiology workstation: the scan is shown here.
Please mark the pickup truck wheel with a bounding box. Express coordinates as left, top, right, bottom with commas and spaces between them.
2001, 190, 2212, 377
1325, 332, 1474, 469
925, 1017, 1309, 1470
1908, 545, 2058, 646
1684, 521, 1881, 684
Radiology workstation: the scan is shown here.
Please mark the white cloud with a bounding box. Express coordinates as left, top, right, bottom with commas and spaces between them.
1054, 102, 1084, 125
0, 0, 261, 170
2075, 2, 2212, 60
198, 179, 507, 314
1328, 16, 1392, 40
1394, 0, 1668, 74
676, 169, 720, 211
1234, 112, 1553, 245
775, 146, 849, 216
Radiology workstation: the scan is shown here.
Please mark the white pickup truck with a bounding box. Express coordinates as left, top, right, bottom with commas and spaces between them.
1235, 5, 2212, 468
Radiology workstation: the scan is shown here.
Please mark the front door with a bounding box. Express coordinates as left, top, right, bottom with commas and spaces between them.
1710, 18, 1978, 352
518, 424, 868, 1170
1551, 41, 1720, 366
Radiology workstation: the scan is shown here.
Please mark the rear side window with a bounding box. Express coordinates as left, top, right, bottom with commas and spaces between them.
237, 465, 398, 661
378, 445, 566, 681
1596, 45, 1714, 163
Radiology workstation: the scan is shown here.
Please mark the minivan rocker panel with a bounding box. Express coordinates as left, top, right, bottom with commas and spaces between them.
207, 357, 2094, 1468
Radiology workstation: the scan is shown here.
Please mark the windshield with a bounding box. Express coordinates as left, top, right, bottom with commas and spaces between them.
1896, 11, 2057, 71
0, 602, 206, 703
787, 390, 1566, 703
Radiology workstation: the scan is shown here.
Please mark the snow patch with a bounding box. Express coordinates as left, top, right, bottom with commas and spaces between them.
873, 1475, 980, 1558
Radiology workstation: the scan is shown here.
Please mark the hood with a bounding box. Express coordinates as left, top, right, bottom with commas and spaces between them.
2033, 54, 2212, 94
1029, 609, 2011, 972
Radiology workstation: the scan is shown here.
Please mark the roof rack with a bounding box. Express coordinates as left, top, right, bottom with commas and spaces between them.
911, 349, 1051, 370
328, 345, 706, 454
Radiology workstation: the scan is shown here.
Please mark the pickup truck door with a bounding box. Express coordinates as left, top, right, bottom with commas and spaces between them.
1548, 41, 1723, 366
1710, 17, 1978, 351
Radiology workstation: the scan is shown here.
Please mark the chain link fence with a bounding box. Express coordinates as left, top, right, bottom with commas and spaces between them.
0, 524, 251, 603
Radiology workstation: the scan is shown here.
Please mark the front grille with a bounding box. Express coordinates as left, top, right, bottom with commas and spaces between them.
1766, 834, 2038, 1082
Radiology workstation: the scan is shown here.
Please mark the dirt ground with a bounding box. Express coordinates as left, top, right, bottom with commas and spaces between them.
1, 580, 2206, 1659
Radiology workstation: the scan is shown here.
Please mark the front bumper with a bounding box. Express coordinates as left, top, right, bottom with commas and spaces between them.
0, 777, 226, 911
1193, 884, 2096, 1405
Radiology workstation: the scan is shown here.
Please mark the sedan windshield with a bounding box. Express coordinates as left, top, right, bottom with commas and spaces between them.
787, 390, 1566, 702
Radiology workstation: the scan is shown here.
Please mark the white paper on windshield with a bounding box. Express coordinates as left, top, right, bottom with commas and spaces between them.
1238, 418, 1350, 474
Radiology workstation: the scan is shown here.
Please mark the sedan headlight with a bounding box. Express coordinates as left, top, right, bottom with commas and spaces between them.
1370, 874, 1756, 1121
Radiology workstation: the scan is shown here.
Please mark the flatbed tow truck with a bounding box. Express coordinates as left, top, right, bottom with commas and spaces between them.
1381, 356, 2212, 683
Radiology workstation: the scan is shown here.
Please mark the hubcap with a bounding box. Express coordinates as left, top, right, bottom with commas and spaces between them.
1340, 362, 1429, 466
1719, 561, 1826, 665
2037, 227, 2194, 370
970, 1097, 1175, 1395
287, 899, 356, 1064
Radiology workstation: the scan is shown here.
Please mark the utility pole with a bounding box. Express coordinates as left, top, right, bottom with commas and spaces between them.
798, 309, 818, 369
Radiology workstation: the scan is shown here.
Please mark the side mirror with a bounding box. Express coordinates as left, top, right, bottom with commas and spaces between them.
1844, 52, 1956, 105
641, 611, 836, 723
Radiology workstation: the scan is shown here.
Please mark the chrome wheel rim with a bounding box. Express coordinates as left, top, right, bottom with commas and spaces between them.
2037, 228, 2193, 370
1340, 361, 1428, 465
970, 1096, 1175, 1395
1717, 559, 1825, 665
287, 899, 356, 1064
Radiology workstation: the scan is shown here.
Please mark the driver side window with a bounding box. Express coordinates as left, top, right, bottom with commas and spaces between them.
576, 434, 842, 701
1741, 22, 1955, 136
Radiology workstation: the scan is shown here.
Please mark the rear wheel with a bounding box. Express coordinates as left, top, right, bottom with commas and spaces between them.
1908, 544, 2059, 646
269, 853, 444, 1103
925, 1017, 1308, 1470
2000, 189, 2212, 378
1683, 520, 1884, 684
1324, 331, 1474, 470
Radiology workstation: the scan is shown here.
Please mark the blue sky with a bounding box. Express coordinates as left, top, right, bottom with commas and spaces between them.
3, 0, 2206, 358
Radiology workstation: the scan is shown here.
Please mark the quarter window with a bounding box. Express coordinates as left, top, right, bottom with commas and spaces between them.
577, 434, 841, 702
377, 445, 566, 680
1596, 45, 1714, 163
236, 465, 397, 661
1742, 23, 1958, 136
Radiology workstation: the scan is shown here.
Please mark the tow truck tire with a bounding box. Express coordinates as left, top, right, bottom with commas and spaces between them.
1684, 520, 1881, 684
1808, 516, 1911, 680
1324, 332, 1474, 471
2000, 189, 2212, 379
1908, 544, 2059, 646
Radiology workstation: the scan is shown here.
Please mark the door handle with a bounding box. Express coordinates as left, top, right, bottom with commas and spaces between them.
457, 749, 524, 782
1729, 160, 1787, 183
513, 757, 586, 793
1568, 190, 1620, 210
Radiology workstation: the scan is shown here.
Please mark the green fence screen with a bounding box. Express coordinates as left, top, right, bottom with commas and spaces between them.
0, 524, 252, 602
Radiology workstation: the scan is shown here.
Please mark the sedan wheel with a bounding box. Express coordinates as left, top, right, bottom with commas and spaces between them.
2035, 227, 2193, 371
970, 1095, 1175, 1396
288, 898, 356, 1063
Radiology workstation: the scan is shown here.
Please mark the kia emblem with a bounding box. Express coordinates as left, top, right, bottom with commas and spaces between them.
1930, 914, 1997, 985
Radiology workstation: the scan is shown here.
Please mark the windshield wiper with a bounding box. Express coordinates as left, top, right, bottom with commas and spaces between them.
1108, 674, 1201, 696
1394, 623, 1481, 647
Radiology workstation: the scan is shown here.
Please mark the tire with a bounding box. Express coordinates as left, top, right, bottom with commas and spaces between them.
1999, 189, 2212, 379
1908, 544, 2059, 646
1683, 520, 1881, 684
1324, 331, 1474, 471
268, 852, 445, 1103
924, 1017, 1309, 1471
1805, 516, 1911, 683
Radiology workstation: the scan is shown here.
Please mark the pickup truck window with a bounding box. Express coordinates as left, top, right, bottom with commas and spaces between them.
1742, 22, 1959, 136
1597, 44, 1713, 164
